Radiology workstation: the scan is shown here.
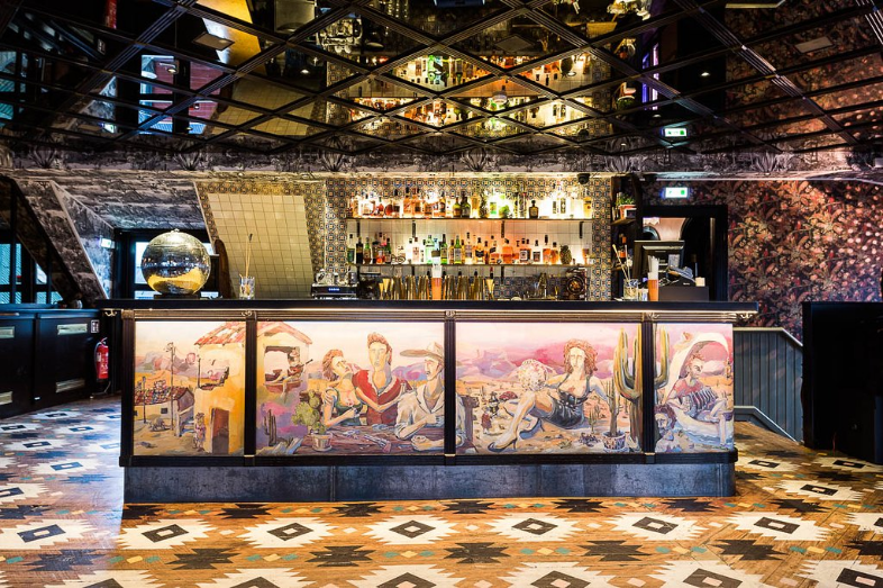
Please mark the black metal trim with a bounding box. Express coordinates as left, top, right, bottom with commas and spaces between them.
244, 313, 257, 460
120, 313, 135, 466
444, 313, 456, 461
641, 319, 656, 454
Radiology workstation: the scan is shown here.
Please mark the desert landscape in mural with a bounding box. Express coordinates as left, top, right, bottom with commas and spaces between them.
133, 321, 246, 456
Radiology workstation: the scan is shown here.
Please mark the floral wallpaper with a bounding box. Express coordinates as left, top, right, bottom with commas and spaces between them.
648, 180, 883, 338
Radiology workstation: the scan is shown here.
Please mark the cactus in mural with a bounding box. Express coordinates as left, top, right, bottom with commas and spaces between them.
612, 327, 669, 447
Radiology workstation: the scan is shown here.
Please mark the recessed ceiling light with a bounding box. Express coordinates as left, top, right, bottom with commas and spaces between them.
166, 61, 178, 75
193, 31, 234, 51
652, 113, 662, 118
700, 71, 711, 78
795, 36, 833, 54
300, 67, 310, 75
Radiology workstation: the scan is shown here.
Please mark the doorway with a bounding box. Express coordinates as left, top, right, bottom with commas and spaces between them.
642, 205, 728, 301
210, 408, 230, 454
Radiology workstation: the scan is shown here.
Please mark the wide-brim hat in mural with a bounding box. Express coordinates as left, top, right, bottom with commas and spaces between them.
401, 342, 444, 363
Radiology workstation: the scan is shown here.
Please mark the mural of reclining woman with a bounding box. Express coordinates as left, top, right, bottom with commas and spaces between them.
489, 339, 611, 452
320, 349, 365, 428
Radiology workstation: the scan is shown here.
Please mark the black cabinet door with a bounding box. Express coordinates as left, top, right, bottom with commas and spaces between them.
0, 318, 34, 418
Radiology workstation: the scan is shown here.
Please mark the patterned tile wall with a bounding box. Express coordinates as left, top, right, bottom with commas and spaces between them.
196, 181, 319, 298
326, 175, 613, 300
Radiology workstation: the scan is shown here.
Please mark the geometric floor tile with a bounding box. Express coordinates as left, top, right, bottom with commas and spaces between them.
777, 480, 862, 502
240, 518, 335, 549
118, 519, 214, 549
737, 456, 798, 472
34, 458, 101, 477
815, 457, 883, 473
727, 513, 830, 541
349, 565, 465, 588
609, 513, 705, 541
488, 513, 580, 542
0, 519, 93, 550
55, 425, 107, 436
651, 561, 774, 587
366, 515, 458, 545
196, 569, 311, 587
45, 571, 162, 587
848, 513, 883, 535
0, 458, 15, 470
0, 483, 46, 504
32, 411, 81, 420
4, 439, 70, 451
0, 422, 42, 433
500, 562, 616, 588
800, 559, 883, 587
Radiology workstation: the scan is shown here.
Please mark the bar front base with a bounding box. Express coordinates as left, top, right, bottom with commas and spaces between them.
124, 463, 735, 502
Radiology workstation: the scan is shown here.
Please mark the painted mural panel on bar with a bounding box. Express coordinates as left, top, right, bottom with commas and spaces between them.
256, 321, 446, 455
456, 322, 642, 454
133, 321, 246, 456
654, 323, 734, 453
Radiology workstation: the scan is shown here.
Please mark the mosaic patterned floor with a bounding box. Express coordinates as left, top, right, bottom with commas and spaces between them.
1, 399, 882, 587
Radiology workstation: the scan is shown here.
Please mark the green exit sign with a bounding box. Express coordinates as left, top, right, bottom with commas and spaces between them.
663, 187, 690, 199
663, 127, 688, 138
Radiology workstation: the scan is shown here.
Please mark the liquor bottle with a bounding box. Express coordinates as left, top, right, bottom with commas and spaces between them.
518, 192, 527, 219
401, 188, 413, 218
464, 232, 474, 264
542, 235, 551, 264
488, 191, 498, 218
437, 191, 447, 218
518, 238, 531, 263
532, 239, 542, 263
405, 237, 413, 264
364, 237, 372, 265
487, 235, 498, 264
452, 194, 462, 218
550, 242, 560, 265
360, 191, 374, 217
385, 192, 396, 217
347, 234, 356, 264
413, 187, 423, 217
431, 235, 441, 264
551, 198, 558, 218
355, 236, 364, 264
529, 200, 539, 219
559, 195, 567, 218
501, 239, 515, 264
560, 244, 573, 265
460, 190, 471, 218
440, 234, 448, 265
452, 235, 463, 264
474, 237, 485, 264
412, 238, 423, 264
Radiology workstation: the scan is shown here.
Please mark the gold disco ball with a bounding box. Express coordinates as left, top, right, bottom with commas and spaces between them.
141, 230, 211, 295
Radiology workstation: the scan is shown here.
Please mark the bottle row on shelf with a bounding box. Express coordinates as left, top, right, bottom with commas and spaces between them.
346, 185, 595, 220
376, 269, 499, 301
348, 232, 581, 266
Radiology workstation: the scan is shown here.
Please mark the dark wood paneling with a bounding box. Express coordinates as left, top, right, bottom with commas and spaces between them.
734, 328, 803, 441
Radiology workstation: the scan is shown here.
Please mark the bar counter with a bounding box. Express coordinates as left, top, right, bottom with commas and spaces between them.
100, 299, 757, 501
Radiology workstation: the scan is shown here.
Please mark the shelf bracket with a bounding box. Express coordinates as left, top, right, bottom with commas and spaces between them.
579, 221, 584, 239
501, 220, 505, 239
412, 220, 416, 238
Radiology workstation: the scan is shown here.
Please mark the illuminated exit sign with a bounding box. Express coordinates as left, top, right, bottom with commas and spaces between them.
663, 127, 688, 138
663, 187, 690, 199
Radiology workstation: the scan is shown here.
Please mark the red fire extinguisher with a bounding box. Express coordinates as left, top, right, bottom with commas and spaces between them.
95, 338, 109, 381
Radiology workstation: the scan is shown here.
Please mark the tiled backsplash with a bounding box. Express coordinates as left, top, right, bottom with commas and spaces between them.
197, 181, 319, 299
197, 174, 613, 300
